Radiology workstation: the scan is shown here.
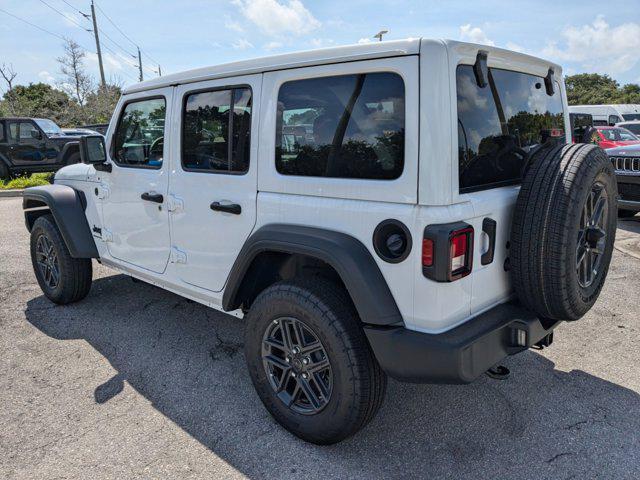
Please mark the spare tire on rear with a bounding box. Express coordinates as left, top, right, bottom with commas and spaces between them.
510, 143, 617, 321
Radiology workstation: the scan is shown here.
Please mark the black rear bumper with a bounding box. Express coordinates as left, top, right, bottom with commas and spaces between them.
364, 302, 559, 384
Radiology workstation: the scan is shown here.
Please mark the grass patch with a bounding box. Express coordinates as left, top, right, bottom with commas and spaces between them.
0, 173, 54, 190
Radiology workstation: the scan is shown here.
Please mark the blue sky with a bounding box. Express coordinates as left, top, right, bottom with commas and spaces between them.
1, 0, 639, 90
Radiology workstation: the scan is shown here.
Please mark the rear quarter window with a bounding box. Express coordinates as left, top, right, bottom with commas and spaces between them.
275, 72, 405, 180
456, 65, 565, 193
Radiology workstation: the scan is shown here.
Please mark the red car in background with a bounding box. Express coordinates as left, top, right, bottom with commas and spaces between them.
589, 126, 640, 149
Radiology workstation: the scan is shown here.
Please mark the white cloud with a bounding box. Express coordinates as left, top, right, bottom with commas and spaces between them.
224, 15, 244, 33
459, 24, 495, 46
264, 41, 283, 50
358, 37, 373, 44
232, 38, 254, 50
232, 0, 320, 36
310, 38, 334, 48
38, 70, 55, 84
541, 16, 640, 75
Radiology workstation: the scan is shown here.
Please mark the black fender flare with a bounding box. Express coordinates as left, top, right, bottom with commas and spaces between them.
23, 184, 99, 258
59, 141, 80, 164
222, 224, 404, 326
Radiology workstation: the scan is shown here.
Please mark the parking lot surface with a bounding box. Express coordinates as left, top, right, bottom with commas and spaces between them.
1, 196, 640, 479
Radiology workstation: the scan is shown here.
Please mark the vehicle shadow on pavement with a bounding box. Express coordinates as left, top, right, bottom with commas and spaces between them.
24, 273, 640, 479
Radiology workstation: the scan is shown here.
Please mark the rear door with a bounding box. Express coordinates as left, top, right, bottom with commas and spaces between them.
168, 74, 260, 291
6, 121, 47, 166
101, 88, 173, 273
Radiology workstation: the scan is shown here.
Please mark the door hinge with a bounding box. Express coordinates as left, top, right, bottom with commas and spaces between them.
101, 228, 113, 243
167, 194, 184, 213
170, 246, 187, 264
95, 183, 110, 200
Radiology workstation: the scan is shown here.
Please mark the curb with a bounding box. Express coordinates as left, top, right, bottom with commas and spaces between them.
0, 189, 23, 198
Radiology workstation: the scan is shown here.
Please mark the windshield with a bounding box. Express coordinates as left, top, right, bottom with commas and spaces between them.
34, 118, 63, 135
622, 114, 640, 121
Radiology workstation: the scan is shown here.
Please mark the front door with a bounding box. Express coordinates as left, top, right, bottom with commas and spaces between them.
6, 121, 47, 166
168, 74, 261, 291
101, 88, 173, 273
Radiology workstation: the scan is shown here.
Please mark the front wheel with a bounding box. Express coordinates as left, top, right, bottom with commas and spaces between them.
244, 277, 387, 444
30, 214, 92, 304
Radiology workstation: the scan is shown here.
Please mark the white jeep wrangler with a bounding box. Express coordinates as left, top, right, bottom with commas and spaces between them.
23, 39, 617, 444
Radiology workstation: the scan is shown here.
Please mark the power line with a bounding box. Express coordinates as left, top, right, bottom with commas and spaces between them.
37, 0, 90, 32
94, 1, 160, 66
0, 6, 93, 52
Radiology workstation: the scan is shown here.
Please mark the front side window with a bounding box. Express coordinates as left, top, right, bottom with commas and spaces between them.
457, 65, 565, 192
112, 97, 166, 168
182, 87, 252, 173
276, 72, 405, 180
609, 115, 622, 125
18, 122, 40, 141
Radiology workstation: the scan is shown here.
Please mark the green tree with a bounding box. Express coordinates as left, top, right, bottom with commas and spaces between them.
3, 82, 79, 125
565, 73, 640, 105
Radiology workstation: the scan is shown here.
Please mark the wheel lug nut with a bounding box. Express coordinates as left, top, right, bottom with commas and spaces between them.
302, 358, 309, 365
291, 372, 297, 378
285, 357, 290, 363
302, 373, 308, 379
292, 347, 300, 354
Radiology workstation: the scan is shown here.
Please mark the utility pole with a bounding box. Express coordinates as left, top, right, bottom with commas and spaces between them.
89, 0, 106, 87
137, 47, 143, 82
373, 30, 388, 42
157, 65, 162, 76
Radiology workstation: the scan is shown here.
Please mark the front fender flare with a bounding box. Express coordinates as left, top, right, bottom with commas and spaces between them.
23, 184, 99, 258
222, 224, 404, 326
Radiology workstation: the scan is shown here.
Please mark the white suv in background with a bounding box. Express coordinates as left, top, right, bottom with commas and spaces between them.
23, 39, 617, 444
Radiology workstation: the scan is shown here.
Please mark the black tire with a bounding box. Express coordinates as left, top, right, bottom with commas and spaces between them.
65, 151, 80, 165
244, 277, 387, 444
618, 209, 637, 219
30, 214, 92, 304
510, 143, 617, 321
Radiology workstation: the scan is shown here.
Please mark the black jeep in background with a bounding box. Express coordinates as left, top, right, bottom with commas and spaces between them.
0, 117, 84, 180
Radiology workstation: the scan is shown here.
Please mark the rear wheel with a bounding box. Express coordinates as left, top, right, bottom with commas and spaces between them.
510, 143, 617, 321
65, 151, 80, 165
0, 161, 9, 181
30, 214, 92, 304
244, 277, 386, 444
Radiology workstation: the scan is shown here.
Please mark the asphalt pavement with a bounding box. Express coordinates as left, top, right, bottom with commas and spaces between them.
1, 196, 639, 479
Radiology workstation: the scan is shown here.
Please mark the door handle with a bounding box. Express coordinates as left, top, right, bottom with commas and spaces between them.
210, 201, 241, 215
141, 192, 164, 203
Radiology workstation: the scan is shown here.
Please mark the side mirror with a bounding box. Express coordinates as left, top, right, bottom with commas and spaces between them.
31, 129, 42, 140
79, 135, 111, 172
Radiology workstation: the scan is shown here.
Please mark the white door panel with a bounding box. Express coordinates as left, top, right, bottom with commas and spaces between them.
169, 75, 261, 292
102, 88, 174, 274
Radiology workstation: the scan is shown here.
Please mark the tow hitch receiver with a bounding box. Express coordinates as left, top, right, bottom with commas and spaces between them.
533, 332, 554, 350
486, 365, 510, 380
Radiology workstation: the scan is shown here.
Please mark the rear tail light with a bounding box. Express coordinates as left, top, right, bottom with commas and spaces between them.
449, 227, 473, 280
422, 222, 474, 282
422, 239, 434, 267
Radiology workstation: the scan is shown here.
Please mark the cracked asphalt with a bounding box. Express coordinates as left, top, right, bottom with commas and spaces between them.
1, 196, 640, 479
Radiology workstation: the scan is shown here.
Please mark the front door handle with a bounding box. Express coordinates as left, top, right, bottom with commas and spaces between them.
141, 192, 164, 203
210, 201, 241, 215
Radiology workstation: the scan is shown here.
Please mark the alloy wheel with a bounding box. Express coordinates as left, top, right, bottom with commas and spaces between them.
576, 182, 608, 288
35, 234, 60, 289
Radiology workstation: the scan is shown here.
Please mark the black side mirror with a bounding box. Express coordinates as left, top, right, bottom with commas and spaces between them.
79, 135, 111, 171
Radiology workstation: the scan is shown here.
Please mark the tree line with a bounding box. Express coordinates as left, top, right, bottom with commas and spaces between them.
1, 39, 639, 128
0, 39, 121, 127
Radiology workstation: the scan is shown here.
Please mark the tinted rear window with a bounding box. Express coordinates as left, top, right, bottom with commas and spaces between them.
457, 65, 565, 193
275, 72, 405, 180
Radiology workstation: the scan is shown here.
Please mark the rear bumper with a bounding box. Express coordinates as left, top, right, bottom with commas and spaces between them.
364, 302, 559, 384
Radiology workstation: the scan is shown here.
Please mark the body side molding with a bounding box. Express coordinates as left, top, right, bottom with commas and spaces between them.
23, 184, 99, 259
222, 224, 404, 326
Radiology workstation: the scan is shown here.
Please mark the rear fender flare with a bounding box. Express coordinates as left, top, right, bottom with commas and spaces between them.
222, 224, 404, 326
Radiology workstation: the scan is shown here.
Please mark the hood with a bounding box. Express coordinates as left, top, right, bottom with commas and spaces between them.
606, 144, 640, 156
54, 163, 95, 183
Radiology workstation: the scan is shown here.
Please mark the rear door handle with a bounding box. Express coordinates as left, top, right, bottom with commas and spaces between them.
210, 201, 241, 215
141, 192, 164, 203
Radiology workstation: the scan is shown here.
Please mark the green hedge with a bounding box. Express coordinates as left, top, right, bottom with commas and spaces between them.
0, 173, 53, 190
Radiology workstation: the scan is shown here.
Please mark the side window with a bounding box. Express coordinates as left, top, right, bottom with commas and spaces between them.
19, 122, 40, 141
275, 72, 405, 180
8, 122, 18, 140
457, 65, 565, 193
182, 87, 252, 173
609, 115, 621, 125
112, 97, 166, 168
